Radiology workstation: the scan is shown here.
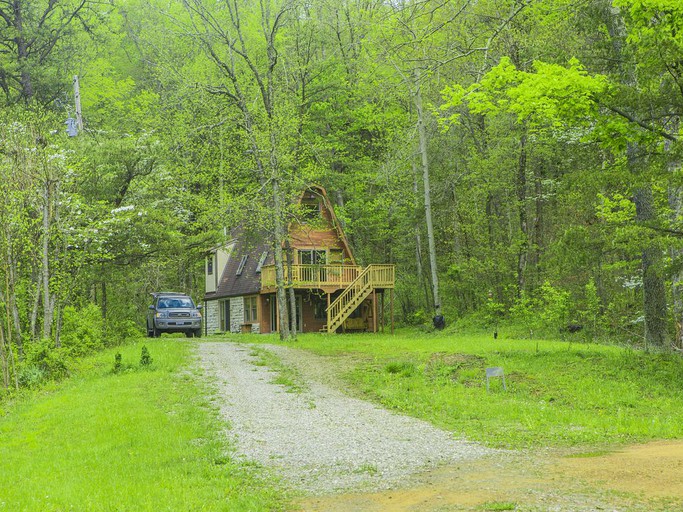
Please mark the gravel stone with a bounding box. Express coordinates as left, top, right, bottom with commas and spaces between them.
198, 342, 496, 494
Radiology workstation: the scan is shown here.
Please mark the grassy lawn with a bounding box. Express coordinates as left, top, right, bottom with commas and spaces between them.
0, 340, 286, 511
253, 329, 683, 449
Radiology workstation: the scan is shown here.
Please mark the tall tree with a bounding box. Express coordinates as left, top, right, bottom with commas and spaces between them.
0, 0, 100, 104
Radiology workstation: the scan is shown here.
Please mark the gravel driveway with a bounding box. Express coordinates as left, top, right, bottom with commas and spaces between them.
198, 342, 494, 495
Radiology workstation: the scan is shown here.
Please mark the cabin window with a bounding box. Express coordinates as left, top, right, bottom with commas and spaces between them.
255, 251, 268, 273
236, 255, 248, 275
298, 249, 326, 265
301, 201, 320, 221
244, 296, 258, 322
207, 255, 214, 275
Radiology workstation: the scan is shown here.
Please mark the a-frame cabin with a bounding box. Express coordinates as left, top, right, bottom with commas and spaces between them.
203, 186, 395, 334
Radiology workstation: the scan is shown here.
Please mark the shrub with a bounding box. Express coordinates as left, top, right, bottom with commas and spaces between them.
60, 303, 105, 357
113, 353, 123, 373
21, 338, 69, 386
140, 346, 152, 367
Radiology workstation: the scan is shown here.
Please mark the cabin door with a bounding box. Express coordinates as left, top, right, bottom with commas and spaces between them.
220, 299, 230, 332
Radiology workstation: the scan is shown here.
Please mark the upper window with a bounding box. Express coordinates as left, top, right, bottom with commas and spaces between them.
236, 255, 248, 275
301, 201, 320, 221
255, 251, 268, 273
207, 255, 214, 275
298, 249, 326, 265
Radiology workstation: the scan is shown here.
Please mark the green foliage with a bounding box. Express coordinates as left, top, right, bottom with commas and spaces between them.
286, 331, 683, 449
508, 283, 570, 338
60, 304, 105, 357
113, 352, 123, 373
0, 341, 286, 510
140, 346, 152, 367
19, 339, 70, 388
249, 346, 308, 394
444, 57, 608, 132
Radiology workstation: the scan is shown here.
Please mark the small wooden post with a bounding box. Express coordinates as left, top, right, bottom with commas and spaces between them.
372, 289, 377, 333
275, 296, 280, 333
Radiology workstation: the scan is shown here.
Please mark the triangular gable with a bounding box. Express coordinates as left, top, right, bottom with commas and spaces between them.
291, 185, 357, 265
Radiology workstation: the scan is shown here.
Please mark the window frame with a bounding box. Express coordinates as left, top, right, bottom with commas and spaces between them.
255, 251, 268, 273
236, 255, 248, 275
244, 296, 258, 323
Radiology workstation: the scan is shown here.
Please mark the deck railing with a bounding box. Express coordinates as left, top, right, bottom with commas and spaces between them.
260, 264, 362, 289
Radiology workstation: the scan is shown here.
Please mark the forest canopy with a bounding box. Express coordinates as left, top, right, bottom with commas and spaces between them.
1, 0, 682, 389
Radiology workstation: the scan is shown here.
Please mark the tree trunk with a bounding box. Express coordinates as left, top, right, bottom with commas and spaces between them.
271, 178, 291, 341
0, 321, 9, 389
516, 129, 528, 296
13, 1, 33, 101
633, 172, 669, 348
414, 70, 441, 319
5, 241, 23, 353
285, 239, 298, 338
412, 163, 431, 310
41, 180, 53, 338
667, 121, 682, 349
54, 301, 62, 348
532, 162, 544, 288
30, 268, 41, 341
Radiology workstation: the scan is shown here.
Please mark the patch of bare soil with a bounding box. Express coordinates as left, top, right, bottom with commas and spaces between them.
268, 346, 683, 511
298, 443, 683, 511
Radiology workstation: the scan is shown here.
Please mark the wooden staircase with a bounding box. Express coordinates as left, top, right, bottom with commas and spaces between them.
326, 264, 394, 334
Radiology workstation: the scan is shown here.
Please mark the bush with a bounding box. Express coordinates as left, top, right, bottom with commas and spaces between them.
105, 319, 144, 346
60, 303, 105, 356
21, 338, 70, 387
405, 309, 429, 326
140, 346, 152, 367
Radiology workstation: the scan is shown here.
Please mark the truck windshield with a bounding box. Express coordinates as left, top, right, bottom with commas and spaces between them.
157, 297, 194, 308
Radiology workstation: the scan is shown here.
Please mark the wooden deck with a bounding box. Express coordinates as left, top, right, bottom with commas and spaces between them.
260, 264, 363, 292
261, 263, 395, 334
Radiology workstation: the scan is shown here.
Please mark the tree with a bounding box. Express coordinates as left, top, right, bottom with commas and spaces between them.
0, 0, 100, 104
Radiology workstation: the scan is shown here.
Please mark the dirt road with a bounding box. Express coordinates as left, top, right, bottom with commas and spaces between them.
200, 342, 683, 511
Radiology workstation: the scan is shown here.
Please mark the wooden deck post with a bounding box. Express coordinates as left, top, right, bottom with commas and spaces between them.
381, 291, 385, 333
275, 296, 280, 333
372, 289, 377, 333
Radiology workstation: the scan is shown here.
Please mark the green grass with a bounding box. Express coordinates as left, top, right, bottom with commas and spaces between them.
257, 330, 683, 449
249, 346, 308, 394
0, 340, 287, 511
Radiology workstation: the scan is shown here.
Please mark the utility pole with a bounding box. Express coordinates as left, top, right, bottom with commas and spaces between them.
73, 75, 83, 131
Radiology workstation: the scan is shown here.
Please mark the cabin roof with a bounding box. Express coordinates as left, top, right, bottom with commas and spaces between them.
205, 229, 270, 300
205, 185, 354, 301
